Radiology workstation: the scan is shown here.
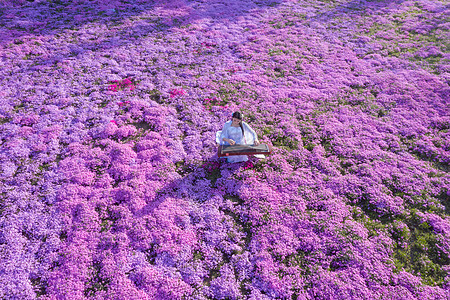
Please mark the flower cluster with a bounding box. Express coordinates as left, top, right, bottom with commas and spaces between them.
169, 89, 186, 98
243, 161, 254, 170
109, 78, 136, 92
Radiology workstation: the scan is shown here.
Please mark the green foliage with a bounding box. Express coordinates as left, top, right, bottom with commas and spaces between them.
0, 117, 11, 125
283, 250, 311, 276
84, 262, 110, 297
146, 89, 162, 103
202, 162, 222, 186
193, 250, 204, 261
272, 134, 299, 150
175, 160, 196, 176
96, 206, 119, 233
30, 276, 47, 297
390, 210, 450, 286
351, 206, 387, 237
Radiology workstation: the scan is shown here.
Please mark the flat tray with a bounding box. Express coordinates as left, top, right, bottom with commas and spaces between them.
217, 144, 272, 157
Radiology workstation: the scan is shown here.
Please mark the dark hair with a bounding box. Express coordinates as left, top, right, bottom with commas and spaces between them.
232, 111, 244, 137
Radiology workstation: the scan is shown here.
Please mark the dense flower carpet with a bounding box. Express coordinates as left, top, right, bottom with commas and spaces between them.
0, 0, 449, 299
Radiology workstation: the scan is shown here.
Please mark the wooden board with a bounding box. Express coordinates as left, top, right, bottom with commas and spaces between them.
217, 144, 272, 157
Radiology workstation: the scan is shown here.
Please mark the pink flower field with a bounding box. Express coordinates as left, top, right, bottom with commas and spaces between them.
0, 0, 449, 299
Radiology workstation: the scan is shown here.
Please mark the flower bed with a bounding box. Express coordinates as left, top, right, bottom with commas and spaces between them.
0, 0, 449, 299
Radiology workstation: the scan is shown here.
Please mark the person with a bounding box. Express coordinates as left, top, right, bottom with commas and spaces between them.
218, 111, 260, 163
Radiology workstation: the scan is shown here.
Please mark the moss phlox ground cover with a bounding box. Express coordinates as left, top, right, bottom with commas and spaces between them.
0, 0, 449, 299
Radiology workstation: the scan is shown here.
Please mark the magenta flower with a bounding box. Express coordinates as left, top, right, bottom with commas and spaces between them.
108, 78, 136, 92
169, 88, 186, 98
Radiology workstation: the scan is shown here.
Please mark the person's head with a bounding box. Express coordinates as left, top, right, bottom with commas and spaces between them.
231, 111, 245, 136
231, 111, 243, 127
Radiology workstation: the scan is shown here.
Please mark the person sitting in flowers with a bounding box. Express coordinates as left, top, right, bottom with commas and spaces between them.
217, 111, 260, 163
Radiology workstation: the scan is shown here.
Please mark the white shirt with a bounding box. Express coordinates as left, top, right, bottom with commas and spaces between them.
219, 121, 258, 145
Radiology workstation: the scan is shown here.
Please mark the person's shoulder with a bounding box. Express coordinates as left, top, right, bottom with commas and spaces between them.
224, 120, 232, 125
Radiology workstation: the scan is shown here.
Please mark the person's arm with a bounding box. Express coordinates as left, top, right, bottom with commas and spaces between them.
243, 122, 259, 145
219, 121, 235, 145
224, 138, 235, 145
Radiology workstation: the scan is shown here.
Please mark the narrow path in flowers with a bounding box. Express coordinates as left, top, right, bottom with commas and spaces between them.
0, 0, 449, 299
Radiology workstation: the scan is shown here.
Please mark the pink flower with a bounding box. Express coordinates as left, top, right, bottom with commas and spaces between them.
122, 78, 132, 85
243, 161, 254, 170
108, 78, 136, 92
170, 89, 185, 98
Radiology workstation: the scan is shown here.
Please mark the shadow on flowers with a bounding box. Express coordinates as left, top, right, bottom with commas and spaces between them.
136, 155, 245, 216
120, 156, 254, 298
1, 0, 282, 53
